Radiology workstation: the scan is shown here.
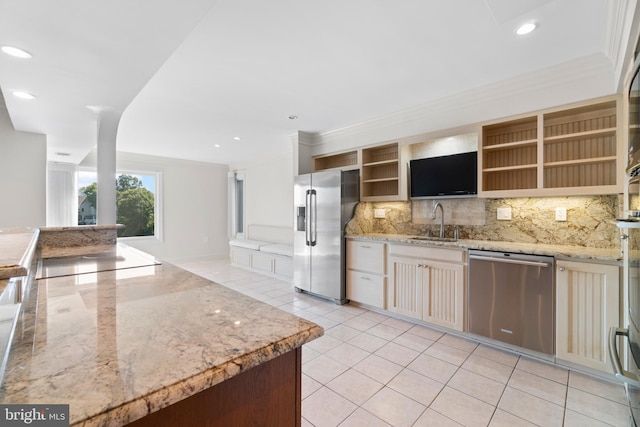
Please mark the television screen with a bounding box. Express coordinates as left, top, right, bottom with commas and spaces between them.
410, 151, 477, 199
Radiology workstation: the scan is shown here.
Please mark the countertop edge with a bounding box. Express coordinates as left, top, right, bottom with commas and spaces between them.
80, 324, 324, 427
0, 229, 39, 280
346, 233, 623, 264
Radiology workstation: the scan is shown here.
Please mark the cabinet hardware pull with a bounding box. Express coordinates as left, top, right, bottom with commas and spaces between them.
361, 276, 370, 280
361, 245, 371, 248
559, 267, 565, 271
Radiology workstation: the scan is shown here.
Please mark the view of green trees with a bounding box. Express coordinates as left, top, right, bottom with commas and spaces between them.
79, 174, 155, 237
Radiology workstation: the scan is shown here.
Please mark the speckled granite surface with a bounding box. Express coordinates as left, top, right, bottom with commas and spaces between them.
0, 228, 39, 280
0, 261, 323, 426
38, 225, 124, 258
347, 195, 622, 250
347, 233, 623, 263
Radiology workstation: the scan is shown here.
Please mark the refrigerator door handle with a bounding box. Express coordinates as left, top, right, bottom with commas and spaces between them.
305, 190, 311, 246
310, 189, 317, 246
608, 327, 640, 388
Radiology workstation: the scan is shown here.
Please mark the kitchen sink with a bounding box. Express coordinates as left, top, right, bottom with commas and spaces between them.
409, 236, 458, 242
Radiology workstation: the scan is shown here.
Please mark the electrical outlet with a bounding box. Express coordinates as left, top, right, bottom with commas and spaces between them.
555, 207, 567, 221
497, 207, 512, 220
374, 208, 386, 219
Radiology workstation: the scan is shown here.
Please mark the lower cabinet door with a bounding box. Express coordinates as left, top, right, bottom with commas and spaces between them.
387, 255, 423, 319
423, 261, 465, 332
556, 260, 620, 372
346, 270, 386, 309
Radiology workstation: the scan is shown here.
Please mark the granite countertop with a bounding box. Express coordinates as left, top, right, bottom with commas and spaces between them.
347, 233, 623, 263
0, 228, 39, 280
0, 225, 123, 280
0, 260, 323, 426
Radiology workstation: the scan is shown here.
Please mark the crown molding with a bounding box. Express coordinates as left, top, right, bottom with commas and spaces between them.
604, 0, 638, 91
308, 54, 615, 154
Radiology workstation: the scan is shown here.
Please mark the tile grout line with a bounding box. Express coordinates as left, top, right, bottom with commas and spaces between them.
179, 259, 630, 427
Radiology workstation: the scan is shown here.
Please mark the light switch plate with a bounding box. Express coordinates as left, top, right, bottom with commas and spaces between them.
555, 207, 567, 221
497, 207, 512, 220
374, 208, 386, 219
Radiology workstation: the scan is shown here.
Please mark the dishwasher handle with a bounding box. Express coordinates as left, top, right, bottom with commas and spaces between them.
469, 254, 551, 268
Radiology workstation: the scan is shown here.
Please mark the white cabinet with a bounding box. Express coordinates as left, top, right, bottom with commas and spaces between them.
555, 260, 620, 372
387, 255, 423, 319
479, 96, 622, 198
387, 245, 466, 331
346, 240, 386, 308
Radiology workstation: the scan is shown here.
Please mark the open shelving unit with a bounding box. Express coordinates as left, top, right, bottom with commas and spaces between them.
313, 150, 358, 171
481, 116, 538, 192
479, 96, 622, 197
361, 143, 404, 201
542, 100, 618, 189
312, 142, 408, 201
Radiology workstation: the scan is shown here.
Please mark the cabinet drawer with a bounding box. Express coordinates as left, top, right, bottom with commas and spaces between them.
347, 240, 386, 274
231, 247, 252, 267
273, 256, 293, 278
251, 252, 273, 273
388, 244, 465, 263
347, 270, 386, 308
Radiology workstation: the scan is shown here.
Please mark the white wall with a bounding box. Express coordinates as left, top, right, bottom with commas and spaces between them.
231, 152, 294, 239
97, 152, 229, 262
47, 162, 77, 227
0, 93, 46, 228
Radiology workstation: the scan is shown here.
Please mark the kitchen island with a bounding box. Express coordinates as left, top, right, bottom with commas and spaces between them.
0, 230, 323, 426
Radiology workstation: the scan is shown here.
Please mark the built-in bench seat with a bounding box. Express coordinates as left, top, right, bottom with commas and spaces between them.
229, 225, 293, 280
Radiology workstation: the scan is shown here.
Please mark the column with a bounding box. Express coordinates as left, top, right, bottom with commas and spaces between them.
96, 108, 121, 225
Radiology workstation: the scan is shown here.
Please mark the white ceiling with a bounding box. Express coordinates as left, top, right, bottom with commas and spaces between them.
0, 0, 637, 165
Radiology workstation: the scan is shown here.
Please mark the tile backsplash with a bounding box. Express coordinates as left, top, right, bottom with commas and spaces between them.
346, 195, 622, 249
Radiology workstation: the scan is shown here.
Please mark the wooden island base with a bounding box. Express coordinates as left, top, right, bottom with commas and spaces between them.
128, 348, 302, 427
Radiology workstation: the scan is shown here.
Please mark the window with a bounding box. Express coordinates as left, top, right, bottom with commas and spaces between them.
78, 169, 162, 239
228, 171, 245, 239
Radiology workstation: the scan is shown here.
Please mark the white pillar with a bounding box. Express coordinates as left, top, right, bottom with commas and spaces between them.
96, 108, 121, 225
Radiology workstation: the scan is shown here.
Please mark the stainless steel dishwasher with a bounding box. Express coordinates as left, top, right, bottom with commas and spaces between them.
468, 249, 554, 355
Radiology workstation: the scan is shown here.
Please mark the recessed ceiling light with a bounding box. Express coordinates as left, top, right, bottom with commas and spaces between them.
12, 91, 35, 100
515, 22, 536, 35
233, 137, 241, 141
1, 45, 32, 59
214, 144, 221, 148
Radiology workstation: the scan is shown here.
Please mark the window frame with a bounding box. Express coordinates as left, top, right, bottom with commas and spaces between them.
77, 167, 163, 242
228, 170, 245, 240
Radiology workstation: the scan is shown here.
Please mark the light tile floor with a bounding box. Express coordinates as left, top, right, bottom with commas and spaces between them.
177, 257, 633, 427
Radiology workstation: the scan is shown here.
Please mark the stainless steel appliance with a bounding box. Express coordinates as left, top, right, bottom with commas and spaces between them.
610, 216, 640, 426
293, 169, 359, 304
608, 33, 640, 427
468, 249, 555, 355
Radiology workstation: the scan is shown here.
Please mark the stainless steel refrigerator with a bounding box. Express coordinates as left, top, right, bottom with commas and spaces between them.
293, 169, 359, 304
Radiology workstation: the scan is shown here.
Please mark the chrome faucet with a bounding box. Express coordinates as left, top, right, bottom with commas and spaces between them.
431, 202, 444, 238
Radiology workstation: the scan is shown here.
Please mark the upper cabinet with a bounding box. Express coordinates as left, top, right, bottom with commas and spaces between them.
478, 96, 623, 198
361, 143, 408, 201
312, 150, 358, 172
313, 142, 409, 201
481, 116, 538, 194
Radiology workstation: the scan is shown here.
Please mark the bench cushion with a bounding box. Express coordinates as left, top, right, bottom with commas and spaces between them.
229, 239, 266, 251
260, 244, 293, 257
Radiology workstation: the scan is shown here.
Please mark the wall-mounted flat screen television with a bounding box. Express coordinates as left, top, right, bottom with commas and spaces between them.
410, 151, 477, 199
